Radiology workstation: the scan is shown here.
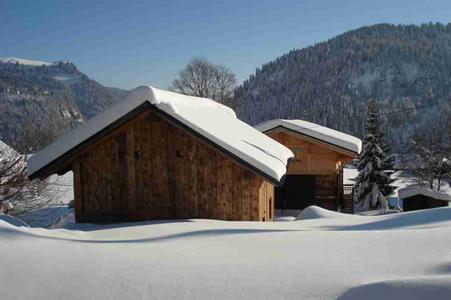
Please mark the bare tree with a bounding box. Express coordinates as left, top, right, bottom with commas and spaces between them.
406, 124, 451, 191
170, 58, 237, 107
0, 141, 55, 216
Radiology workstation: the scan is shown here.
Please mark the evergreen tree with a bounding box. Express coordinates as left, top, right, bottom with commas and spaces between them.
355, 103, 391, 211
375, 124, 397, 197
301, 109, 310, 121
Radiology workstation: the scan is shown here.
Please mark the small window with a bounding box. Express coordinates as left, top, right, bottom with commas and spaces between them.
292, 147, 301, 161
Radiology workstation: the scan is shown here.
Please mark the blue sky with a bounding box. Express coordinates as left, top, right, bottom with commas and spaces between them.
1, 0, 450, 89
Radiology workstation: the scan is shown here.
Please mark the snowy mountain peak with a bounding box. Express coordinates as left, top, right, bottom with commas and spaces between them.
0, 57, 53, 66
53, 60, 72, 65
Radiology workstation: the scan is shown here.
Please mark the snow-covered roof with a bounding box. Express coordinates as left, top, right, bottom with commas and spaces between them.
398, 185, 451, 202
0, 139, 15, 154
255, 119, 362, 155
28, 86, 293, 184
0, 57, 52, 66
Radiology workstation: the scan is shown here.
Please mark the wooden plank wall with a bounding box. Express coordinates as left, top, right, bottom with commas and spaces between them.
314, 174, 337, 210
73, 110, 274, 222
258, 181, 274, 221
267, 131, 345, 175
266, 130, 355, 212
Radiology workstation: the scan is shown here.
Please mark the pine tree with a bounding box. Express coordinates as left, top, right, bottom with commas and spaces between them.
300, 109, 310, 121
355, 102, 391, 211
375, 125, 397, 197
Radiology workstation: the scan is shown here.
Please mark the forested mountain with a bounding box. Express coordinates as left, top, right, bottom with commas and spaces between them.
234, 23, 451, 151
3, 23, 451, 154
0, 58, 128, 153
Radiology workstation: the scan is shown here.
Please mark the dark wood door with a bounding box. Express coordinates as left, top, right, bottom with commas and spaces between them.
276, 175, 316, 210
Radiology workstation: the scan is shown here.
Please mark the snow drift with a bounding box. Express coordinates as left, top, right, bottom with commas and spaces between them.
337, 276, 451, 300
0, 214, 29, 227
296, 205, 355, 220
2, 207, 451, 299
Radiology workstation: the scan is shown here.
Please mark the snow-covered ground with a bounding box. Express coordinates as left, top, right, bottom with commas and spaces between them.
2, 206, 451, 300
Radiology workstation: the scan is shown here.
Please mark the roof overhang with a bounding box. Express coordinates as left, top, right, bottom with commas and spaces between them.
29, 102, 292, 186
261, 125, 359, 158
28, 102, 152, 180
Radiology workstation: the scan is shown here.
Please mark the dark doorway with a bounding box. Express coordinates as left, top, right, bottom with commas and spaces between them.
276, 175, 316, 210
403, 195, 448, 212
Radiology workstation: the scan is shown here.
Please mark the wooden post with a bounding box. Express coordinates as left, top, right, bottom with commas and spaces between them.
73, 160, 83, 223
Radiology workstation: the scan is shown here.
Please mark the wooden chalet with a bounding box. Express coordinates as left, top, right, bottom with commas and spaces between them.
256, 120, 362, 214
28, 86, 293, 223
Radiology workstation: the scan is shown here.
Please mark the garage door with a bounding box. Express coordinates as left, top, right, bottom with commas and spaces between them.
276, 175, 316, 210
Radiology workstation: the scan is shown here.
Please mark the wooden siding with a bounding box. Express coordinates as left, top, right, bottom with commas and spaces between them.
266, 129, 356, 212
73, 110, 274, 223
315, 174, 338, 210
267, 131, 353, 175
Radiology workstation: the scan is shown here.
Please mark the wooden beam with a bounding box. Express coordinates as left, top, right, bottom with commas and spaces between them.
265, 127, 358, 158
126, 126, 136, 219
73, 160, 83, 222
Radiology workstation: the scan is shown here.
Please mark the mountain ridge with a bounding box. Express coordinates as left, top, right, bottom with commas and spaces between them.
0, 59, 128, 153
0, 57, 54, 66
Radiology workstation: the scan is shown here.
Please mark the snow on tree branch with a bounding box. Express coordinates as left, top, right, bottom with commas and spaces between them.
0, 141, 56, 215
